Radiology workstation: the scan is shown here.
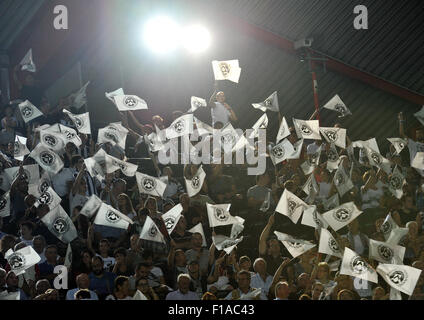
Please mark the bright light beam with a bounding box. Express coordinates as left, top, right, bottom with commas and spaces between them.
143, 16, 180, 54
180, 25, 211, 53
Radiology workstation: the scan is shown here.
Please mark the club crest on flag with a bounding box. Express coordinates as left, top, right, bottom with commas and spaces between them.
38, 192, 52, 206
173, 119, 186, 134
106, 210, 121, 224
74, 116, 84, 129
0, 198, 7, 211
287, 199, 299, 217
40, 151, 56, 167
286, 241, 303, 249
219, 62, 231, 76
272, 145, 285, 159
141, 177, 156, 192
389, 175, 402, 190
123, 96, 139, 108
53, 217, 70, 235
21, 106, 33, 119
221, 132, 235, 146
328, 238, 340, 253
191, 176, 201, 189
42, 134, 59, 148
378, 244, 394, 262
389, 270, 408, 286
370, 151, 382, 165
300, 124, 312, 136
333, 207, 351, 222
334, 171, 345, 186
350, 255, 369, 276
104, 131, 119, 144
149, 225, 158, 237
164, 217, 176, 231
215, 208, 228, 222
334, 103, 347, 115
9, 252, 26, 271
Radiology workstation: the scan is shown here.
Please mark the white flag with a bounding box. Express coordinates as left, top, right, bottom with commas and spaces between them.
70, 81, 90, 110
206, 203, 238, 228
106, 88, 125, 102
251, 91, 279, 113
35, 187, 62, 210
293, 119, 321, 140
269, 139, 295, 165
333, 163, 354, 198
301, 205, 329, 229
44, 124, 82, 148
185, 166, 206, 197
162, 204, 183, 235
188, 96, 207, 113
319, 228, 343, 258
84, 149, 107, 180
320, 127, 346, 149
29, 144, 64, 175
20, 49, 36, 73
39, 129, 66, 153
275, 189, 307, 224
0, 291, 20, 300
387, 138, 407, 155
286, 139, 304, 160
212, 235, 244, 255
188, 223, 207, 247
80, 195, 103, 218
387, 227, 409, 247
193, 117, 214, 137
369, 239, 405, 264
388, 166, 405, 199
212, 60, 241, 83
340, 247, 378, 283
94, 203, 133, 230
64, 243, 72, 269
63, 110, 91, 134
259, 189, 271, 213
113, 95, 148, 111
5, 246, 40, 276
14, 135, 30, 160
323, 202, 363, 232
365, 147, 391, 174
98, 127, 127, 150
302, 174, 319, 197
4, 164, 39, 186
327, 143, 340, 171
230, 216, 245, 239
140, 216, 166, 244
104, 154, 138, 177
380, 213, 400, 241
166, 114, 193, 139
301, 145, 322, 175
18, 100, 43, 123
276, 117, 290, 143
274, 231, 316, 258
411, 152, 424, 171
413, 106, 424, 127
41, 205, 78, 243
0, 192, 10, 218
28, 171, 52, 198
377, 264, 422, 296
219, 123, 240, 151
144, 132, 165, 153
136, 172, 167, 197
322, 94, 352, 117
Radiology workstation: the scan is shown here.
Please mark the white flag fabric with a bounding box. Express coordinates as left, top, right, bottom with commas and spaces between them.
28, 171, 52, 198
322, 94, 352, 117
369, 239, 405, 264
4, 164, 39, 186
302, 174, 319, 197
365, 147, 391, 174
293, 119, 321, 140
380, 213, 400, 241
301, 145, 322, 175
301, 205, 329, 229
411, 152, 424, 170
323, 202, 363, 232
387, 138, 407, 155
251, 91, 279, 113
286, 139, 304, 160
80, 195, 103, 218
188, 223, 207, 247
20, 48, 36, 73
333, 163, 354, 198
64, 243, 72, 269
140, 216, 166, 244
219, 123, 240, 151
113, 95, 148, 111
35, 187, 62, 210
84, 149, 107, 180
14, 135, 30, 160
185, 166, 206, 197
44, 124, 82, 148
193, 117, 214, 137
320, 127, 347, 149
0, 174, 8, 192
29, 144, 64, 175
259, 189, 271, 213
206, 203, 238, 228
39, 129, 66, 153
274, 231, 316, 258
388, 166, 405, 199
5, 246, 40, 276
230, 216, 245, 239
98, 127, 127, 150
212, 235, 244, 255
323, 193, 340, 211
18, 100, 43, 123
161, 204, 183, 235
136, 172, 167, 197
377, 264, 422, 296
41, 205, 78, 243
414, 106, 424, 127
327, 143, 340, 172
275, 189, 307, 224
340, 247, 378, 283
104, 154, 138, 177
352, 138, 380, 153
0, 192, 10, 218
144, 132, 165, 153
318, 228, 343, 258
94, 203, 133, 230
387, 227, 409, 247
106, 88, 125, 102
188, 96, 207, 113
276, 117, 290, 143
70, 81, 90, 110
248, 114, 269, 139
63, 110, 91, 135
269, 139, 295, 165
166, 114, 194, 139
212, 60, 241, 83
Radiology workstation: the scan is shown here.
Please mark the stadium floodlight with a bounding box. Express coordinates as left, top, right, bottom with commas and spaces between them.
143, 16, 180, 54
180, 25, 211, 53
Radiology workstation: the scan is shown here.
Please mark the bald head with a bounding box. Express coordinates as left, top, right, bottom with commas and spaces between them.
76, 273, 90, 289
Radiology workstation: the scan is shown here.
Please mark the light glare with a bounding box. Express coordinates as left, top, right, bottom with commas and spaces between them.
181, 25, 211, 53
143, 16, 180, 54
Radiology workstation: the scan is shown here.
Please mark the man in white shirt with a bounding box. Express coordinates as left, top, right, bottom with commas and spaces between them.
165, 274, 199, 300
250, 258, 272, 300
66, 273, 99, 300
208, 86, 237, 129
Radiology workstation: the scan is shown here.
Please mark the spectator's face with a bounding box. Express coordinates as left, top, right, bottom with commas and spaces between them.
237, 274, 250, 291
178, 277, 191, 294
416, 130, 424, 142
216, 92, 225, 103
277, 283, 290, 298
77, 274, 90, 289
175, 251, 186, 266
115, 253, 125, 264
239, 259, 251, 271
45, 247, 57, 263
339, 291, 353, 300
118, 196, 127, 208
99, 241, 109, 254
33, 238, 45, 253
20, 225, 32, 238
312, 284, 324, 300
188, 262, 199, 274
137, 279, 149, 294
254, 260, 266, 274
91, 258, 104, 275
6, 273, 18, 288
268, 239, 280, 256
35, 280, 50, 295
297, 274, 310, 289
82, 252, 92, 265
119, 280, 130, 296
336, 275, 351, 290
372, 287, 385, 300
191, 234, 203, 248
317, 266, 328, 280
137, 266, 149, 279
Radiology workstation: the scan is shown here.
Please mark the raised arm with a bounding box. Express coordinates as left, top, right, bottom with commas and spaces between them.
398, 112, 408, 139
259, 214, 275, 256
208, 82, 218, 108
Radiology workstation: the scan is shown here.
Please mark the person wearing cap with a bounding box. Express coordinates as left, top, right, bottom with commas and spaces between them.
187, 258, 207, 299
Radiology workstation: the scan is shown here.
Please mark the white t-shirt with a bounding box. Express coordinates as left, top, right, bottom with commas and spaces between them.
211, 102, 230, 127
96, 254, 115, 271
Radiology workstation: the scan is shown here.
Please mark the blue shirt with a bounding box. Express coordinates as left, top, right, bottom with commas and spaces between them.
166, 289, 199, 300
89, 272, 116, 298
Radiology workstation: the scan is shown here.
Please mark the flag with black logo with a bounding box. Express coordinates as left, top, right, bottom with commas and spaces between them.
41, 205, 78, 243
80, 194, 103, 218
64, 243, 72, 269
322, 94, 352, 117
20, 48, 36, 73
286, 139, 304, 160
4, 164, 39, 186
248, 114, 269, 139
188, 223, 207, 247
318, 228, 343, 258
269, 139, 295, 165
113, 95, 148, 111
365, 147, 391, 174
219, 123, 240, 151
388, 166, 405, 199
105, 88, 125, 102
206, 203, 238, 228
69, 81, 90, 110
18, 100, 43, 123
387, 138, 407, 155
188, 96, 207, 113
166, 114, 193, 139
185, 166, 206, 197
63, 110, 91, 135
333, 163, 354, 198
144, 132, 165, 153
29, 144, 64, 175
39, 129, 66, 153
369, 239, 405, 264
274, 231, 316, 258
5, 246, 40, 276
377, 264, 422, 296
14, 135, 30, 161
301, 145, 322, 175
380, 213, 400, 241
252, 91, 279, 113
0, 192, 10, 218
140, 216, 166, 244
276, 117, 290, 143
320, 127, 346, 149
212, 60, 241, 83
293, 119, 321, 140
161, 204, 183, 235
340, 247, 378, 283
301, 205, 329, 229
380, 213, 409, 245
28, 171, 52, 198
323, 202, 362, 232
327, 143, 340, 172
98, 126, 127, 150
44, 124, 82, 148
136, 172, 167, 197
104, 154, 138, 177
94, 203, 133, 230
275, 189, 307, 224
212, 234, 244, 255
35, 187, 62, 210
